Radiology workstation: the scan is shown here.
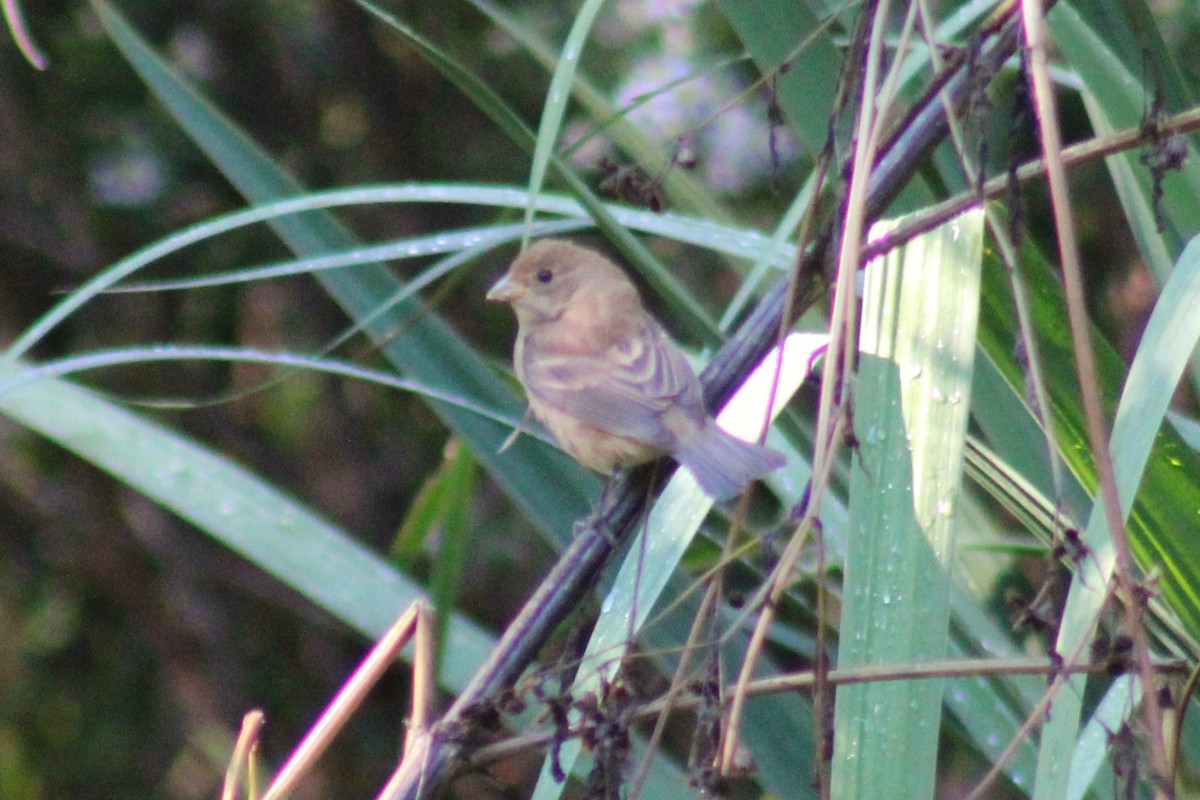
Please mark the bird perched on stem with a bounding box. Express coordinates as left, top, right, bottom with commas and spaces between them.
486, 238, 785, 500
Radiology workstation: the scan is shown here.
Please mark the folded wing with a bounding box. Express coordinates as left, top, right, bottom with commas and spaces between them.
520, 320, 704, 448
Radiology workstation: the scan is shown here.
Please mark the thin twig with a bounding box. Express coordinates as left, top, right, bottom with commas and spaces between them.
263, 603, 424, 800
462, 652, 1187, 771
861, 105, 1200, 263
222, 711, 265, 800
964, 579, 1120, 800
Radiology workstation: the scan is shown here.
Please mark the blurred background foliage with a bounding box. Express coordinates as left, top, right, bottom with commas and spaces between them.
1, 1, 1199, 799
0, 3, 810, 798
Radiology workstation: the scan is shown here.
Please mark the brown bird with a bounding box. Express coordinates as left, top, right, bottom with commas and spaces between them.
486, 238, 785, 500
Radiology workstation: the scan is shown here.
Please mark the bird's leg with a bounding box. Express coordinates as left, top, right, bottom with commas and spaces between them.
597, 471, 618, 512
574, 471, 621, 543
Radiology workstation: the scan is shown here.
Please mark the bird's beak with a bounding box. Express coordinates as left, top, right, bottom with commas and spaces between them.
486, 273, 522, 302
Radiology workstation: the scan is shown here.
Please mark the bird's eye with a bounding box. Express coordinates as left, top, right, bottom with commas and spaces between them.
536, 269, 553, 284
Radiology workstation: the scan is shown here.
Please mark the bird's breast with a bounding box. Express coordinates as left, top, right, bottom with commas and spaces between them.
528, 396, 664, 473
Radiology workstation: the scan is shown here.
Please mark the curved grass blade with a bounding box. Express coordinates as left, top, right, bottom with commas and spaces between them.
0, 346, 537, 441
521, 0, 605, 244
9, 180, 794, 367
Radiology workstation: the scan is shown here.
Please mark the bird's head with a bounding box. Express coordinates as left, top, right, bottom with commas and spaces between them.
486, 239, 634, 325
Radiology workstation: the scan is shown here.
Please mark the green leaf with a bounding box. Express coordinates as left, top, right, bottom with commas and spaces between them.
522, 0, 605, 241
833, 208, 984, 799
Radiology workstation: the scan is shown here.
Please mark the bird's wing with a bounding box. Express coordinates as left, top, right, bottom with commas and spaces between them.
521, 322, 703, 446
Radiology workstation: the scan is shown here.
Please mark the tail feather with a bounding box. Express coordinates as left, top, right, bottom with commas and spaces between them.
674, 422, 785, 501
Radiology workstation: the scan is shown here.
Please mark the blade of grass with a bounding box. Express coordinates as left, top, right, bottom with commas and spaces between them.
521, 0, 605, 245
832, 208, 984, 799
0, 346, 533, 440
425, 441, 478, 679
9, 184, 794, 361
1067, 675, 1140, 800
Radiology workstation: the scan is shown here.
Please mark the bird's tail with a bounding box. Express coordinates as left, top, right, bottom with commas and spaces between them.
674, 422, 786, 501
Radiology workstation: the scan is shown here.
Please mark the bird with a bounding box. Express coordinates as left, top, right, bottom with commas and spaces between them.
486, 238, 785, 500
